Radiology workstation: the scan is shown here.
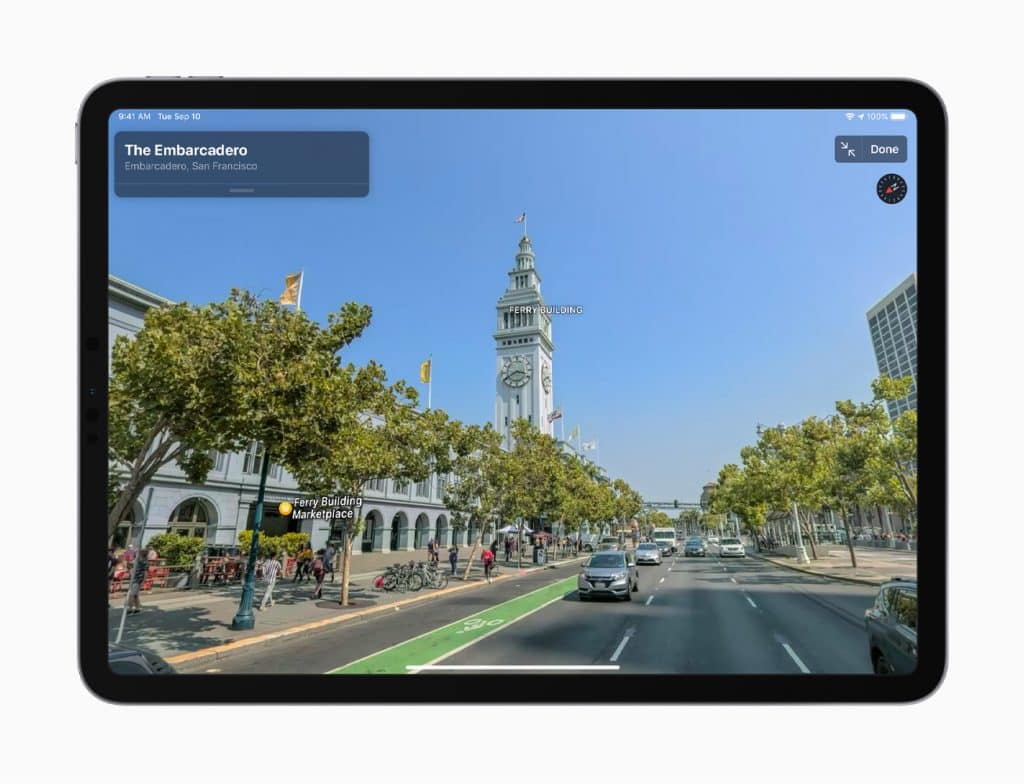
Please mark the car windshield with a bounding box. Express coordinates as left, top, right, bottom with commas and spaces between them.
687, 539, 702, 545
588, 554, 626, 568
637, 543, 658, 550
721, 538, 741, 545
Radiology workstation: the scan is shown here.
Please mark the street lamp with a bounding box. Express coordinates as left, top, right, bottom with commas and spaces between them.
232, 452, 272, 630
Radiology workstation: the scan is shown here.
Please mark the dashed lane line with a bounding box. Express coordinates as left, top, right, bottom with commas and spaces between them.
645, 595, 653, 606
745, 595, 758, 609
782, 642, 811, 673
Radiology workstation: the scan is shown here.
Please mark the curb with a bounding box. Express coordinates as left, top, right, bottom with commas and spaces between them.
168, 555, 588, 671
748, 551, 889, 587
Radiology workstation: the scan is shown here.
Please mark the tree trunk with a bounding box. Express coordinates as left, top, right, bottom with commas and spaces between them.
839, 505, 858, 568
462, 539, 481, 581
800, 509, 818, 559
339, 532, 354, 606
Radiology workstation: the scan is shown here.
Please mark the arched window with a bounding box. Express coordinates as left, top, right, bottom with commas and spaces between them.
168, 498, 211, 539
112, 504, 138, 549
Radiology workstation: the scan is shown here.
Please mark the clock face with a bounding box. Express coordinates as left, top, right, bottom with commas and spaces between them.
876, 173, 907, 204
541, 362, 552, 394
502, 355, 532, 387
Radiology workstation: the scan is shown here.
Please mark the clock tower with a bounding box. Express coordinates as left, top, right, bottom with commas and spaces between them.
494, 234, 555, 448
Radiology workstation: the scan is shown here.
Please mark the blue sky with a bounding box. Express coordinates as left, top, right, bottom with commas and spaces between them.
109, 108, 916, 501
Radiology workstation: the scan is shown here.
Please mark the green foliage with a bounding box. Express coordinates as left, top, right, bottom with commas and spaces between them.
236, 530, 308, 558
107, 290, 376, 539
709, 376, 918, 561
278, 532, 310, 555
145, 532, 206, 569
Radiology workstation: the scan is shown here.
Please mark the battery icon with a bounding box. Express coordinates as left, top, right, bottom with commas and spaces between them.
891, 112, 907, 121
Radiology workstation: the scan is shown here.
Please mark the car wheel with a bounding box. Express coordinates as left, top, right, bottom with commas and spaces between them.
873, 652, 893, 675
624, 587, 632, 601
579, 593, 588, 602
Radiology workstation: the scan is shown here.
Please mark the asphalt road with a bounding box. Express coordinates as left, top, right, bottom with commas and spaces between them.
212, 550, 876, 674
438, 551, 875, 674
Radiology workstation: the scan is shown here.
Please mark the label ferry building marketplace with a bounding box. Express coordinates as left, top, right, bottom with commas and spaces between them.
109, 234, 600, 555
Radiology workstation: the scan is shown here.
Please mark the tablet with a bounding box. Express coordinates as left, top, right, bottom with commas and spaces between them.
79, 79, 945, 702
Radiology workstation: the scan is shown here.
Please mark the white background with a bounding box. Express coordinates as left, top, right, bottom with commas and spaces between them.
0, 1, 1018, 781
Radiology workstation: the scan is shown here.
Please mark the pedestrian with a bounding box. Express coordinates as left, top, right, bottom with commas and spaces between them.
504, 535, 513, 563
482, 547, 495, 583
126, 546, 149, 614
106, 548, 118, 607
311, 549, 326, 599
294, 542, 313, 583
324, 543, 336, 583
448, 544, 459, 576
489, 539, 499, 560
188, 548, 204, 589
259, 550, 282, 610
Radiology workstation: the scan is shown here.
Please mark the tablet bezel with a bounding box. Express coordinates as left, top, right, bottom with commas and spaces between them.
79, 79, 946, 703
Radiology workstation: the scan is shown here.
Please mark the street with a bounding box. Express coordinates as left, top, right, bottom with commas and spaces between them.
207, 549, 876, 675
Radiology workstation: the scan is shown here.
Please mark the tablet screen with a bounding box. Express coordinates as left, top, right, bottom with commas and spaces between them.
103, 106, 918, 681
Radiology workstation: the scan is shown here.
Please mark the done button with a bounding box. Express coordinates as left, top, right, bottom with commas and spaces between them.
834, 135, 907, 163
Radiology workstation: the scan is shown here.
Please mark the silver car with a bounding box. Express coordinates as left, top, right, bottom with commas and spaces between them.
578, 551, 639, 601
635, 542, 662, 565
719, 537, 746, 557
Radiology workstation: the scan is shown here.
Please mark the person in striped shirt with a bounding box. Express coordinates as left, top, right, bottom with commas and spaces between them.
258, 550, 282, 610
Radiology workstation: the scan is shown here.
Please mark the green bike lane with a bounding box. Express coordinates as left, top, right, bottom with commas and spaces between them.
331, 575, 578, 674
211, 563, 584, 674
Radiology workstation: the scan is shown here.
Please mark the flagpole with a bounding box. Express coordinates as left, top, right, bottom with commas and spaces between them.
427, 355, 432, 410
296, 268, 304, 313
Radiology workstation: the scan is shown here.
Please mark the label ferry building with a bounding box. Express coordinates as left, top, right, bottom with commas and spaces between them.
109, 234, 583, 555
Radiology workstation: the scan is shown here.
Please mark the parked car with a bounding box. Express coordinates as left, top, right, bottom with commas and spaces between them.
707, 535, 720, 545
108, 643, 176, 675
864, 578, 918, 674
718, 537, 746, 557
635, 542, 662, 565
683, 537, 707, 557
578, 550, 639, 601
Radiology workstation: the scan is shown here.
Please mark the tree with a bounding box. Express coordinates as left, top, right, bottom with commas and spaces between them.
711, 463, 768, 544
871, 377, 918, 515
292, 364, 460, 605
611, 478, 643, 534
442, 424, 504, 580
107, 291, 374, 541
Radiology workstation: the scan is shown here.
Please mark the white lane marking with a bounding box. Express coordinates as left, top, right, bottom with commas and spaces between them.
745, 595, 757, 608
730, 577, 737, 583
659, 577, 665, 584
610, 635, 631, 662
407, 664, 620, 671
781, 643, 811, 673
645, 595, 653, 606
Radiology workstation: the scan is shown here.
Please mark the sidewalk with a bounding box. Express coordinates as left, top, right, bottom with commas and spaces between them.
751, 545, 917, 586
109, 550, 588, 669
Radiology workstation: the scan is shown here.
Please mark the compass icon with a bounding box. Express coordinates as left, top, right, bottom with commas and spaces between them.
877, 173, 907, 204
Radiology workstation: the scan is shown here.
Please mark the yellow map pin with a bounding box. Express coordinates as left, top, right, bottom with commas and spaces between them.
278, 501, 293, 516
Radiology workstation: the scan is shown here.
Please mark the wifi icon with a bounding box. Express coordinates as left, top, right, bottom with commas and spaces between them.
845, 112, 856, 120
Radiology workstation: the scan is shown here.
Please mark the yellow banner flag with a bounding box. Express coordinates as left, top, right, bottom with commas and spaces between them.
279, 272, 302, 305
420, 358, 432, 384
569, 425, 579, 441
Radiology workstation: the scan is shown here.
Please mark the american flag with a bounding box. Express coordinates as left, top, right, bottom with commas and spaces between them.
514, 211, 526, 223
547, 408, 563, 423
